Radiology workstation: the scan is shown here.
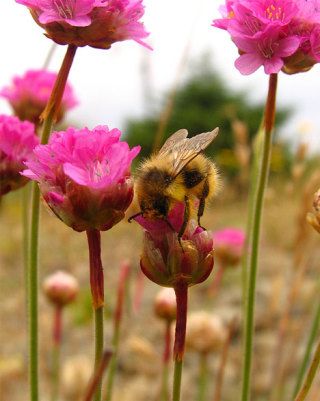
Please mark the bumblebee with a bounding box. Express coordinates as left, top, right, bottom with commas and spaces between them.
130, 128, 219, 236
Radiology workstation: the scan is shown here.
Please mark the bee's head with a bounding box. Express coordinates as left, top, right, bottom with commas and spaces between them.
140, 196, 170, 219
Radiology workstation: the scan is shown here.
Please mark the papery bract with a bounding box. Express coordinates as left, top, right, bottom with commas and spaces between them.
23, 125, 140, 231
16, 0, 151, 50
0, 69, 77, 124
136, 203, 214, 288
213, 0, 320, 74
0, 115, 38, 196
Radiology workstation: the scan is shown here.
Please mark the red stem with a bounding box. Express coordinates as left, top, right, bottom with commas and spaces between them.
173, 282, 188, 362
40, 44, 77, 123
53, 306, 62, 346
114, 261, 130, 327
86, 229, 104, 309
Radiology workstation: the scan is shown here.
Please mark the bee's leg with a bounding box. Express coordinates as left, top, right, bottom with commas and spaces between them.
178, 196, 190, 240
128, 212, 143, 223
197, 180, 209, 229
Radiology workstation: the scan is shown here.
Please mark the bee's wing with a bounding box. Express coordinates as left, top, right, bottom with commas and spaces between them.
158, 129, 189, 155
171, 128, 219, 175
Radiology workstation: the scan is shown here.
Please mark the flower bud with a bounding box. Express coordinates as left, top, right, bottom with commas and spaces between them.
307, 189, 320, 234
137, 203, 214, 288
23, 125, 140, 232
213, 228, 245, 267
16, 0, 150, 50
43, 270, 79, 307
0, 115, 38, 196
0, 69, 77, 125
154, 288, 176, 321
186, 312, 226, 354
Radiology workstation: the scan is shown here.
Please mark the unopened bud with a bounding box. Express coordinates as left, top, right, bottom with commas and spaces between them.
43, 270, 79, 307
154, 288, 176, 321
186, 312, 227, 354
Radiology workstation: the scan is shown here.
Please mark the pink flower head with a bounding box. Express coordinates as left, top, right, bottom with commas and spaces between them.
136, 203, 214, 288
16, 0, 151, 50
0, 115, 38, 196
23, 125, 140, 231
213, 0, 320, 74
213, 227, 245, 266
0, 69, 77, 125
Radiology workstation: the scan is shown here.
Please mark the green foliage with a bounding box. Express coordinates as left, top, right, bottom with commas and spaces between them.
125, 58, 291, 164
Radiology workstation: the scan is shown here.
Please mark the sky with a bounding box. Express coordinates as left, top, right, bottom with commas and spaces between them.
1, 0, 320, 152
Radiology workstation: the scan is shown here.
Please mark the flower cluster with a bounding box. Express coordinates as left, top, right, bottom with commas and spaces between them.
136, 203, 214, 288
0, 69, 77, 124
0, 115, 38, 196
23, 125, 140, 231
43, 270, 79, 307
213, 0, 320, 75
16, 0, 150, 49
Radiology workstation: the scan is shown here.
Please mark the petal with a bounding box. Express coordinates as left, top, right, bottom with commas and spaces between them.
234, 53, 263, 75
277, 36, 301, 57
264, 58, 284, 74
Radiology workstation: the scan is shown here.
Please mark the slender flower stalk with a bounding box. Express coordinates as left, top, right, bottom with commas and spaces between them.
241, 73, 278, 401
84, 350, 113, 401
105, 261, 131, 401
172, 282, 188, 401
27, 43, 78, 401
294, 337, 320, 401
86, 229, 104, 401
154, 288, 177, 401
198, 353, 208, 401
160, 320, 172, 401
42, 270, 79, 401
51, 306, 62, 401
293, 296, 320, 398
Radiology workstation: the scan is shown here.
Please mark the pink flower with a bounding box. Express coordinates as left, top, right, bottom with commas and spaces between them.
213, 0, 320, 74
233, 25, 300, 74
136, 203, 214, 287
0, 115, 39, 196
16, 0, 96, 26
0, 69, 77, 124
16, 0, 151, 50
23, 125, 140, 231
213, 227, 245, 266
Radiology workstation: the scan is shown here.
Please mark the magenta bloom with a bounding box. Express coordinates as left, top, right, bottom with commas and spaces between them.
213, 227, 245, 266
136, 203, 214, 287
0, 115, 39, 196
23, 125, 140, 231
0, 69, 77, 124
213, 0, 320, 74
16, 0, 151, 50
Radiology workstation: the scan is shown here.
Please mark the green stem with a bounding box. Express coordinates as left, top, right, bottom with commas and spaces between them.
294, 337, 320, 401
241, 73, 278, 401
94, 307, 104, 401
86, 229, 105, 401
29, 183, 40, 401
51, 306, 62, 401
293, 298, 320, 398
198, 353, 208, 401
27, 44, 77, 401
160, 320, 172, 401
172, 282, 188, 401
104, 323, 119, 401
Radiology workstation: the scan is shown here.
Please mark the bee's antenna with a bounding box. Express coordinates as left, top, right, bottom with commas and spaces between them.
128, 212, 143, 223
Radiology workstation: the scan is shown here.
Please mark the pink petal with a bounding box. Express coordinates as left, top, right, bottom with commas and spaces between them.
264, 57, 284, 74
235, 53, 263, 75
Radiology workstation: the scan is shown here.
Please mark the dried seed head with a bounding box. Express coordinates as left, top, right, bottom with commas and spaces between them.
307, 189, 320, 234
186, 312, 227, 354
